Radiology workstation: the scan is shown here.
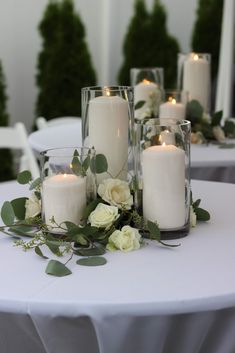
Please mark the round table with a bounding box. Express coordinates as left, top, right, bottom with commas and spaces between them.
0, 180, 235, 353
28, 123, 235, 183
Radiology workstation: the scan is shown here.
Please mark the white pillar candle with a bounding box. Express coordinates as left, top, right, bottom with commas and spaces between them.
43, 174, 87, 231
142, 145, 185, 229
89, 94, 129, 181
134, 79, 161, 119
183, 53, 210, 111
159, 98, 185, 120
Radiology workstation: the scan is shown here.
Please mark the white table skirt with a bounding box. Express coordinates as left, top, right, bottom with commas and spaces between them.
0, 180, 235, 353
28, 123, 235, 183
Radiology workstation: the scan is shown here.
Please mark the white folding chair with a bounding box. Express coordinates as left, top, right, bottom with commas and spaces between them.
36, 116, 81, 130
0, 122, 40, 179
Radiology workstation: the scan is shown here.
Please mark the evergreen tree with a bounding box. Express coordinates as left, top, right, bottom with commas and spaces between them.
0, 60, 14, 181
118, 0, 180, 88
191, 0, 224, 81
36, 0, 96, 121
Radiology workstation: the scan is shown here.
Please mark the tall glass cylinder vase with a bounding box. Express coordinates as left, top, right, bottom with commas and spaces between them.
40, 147, 96, 234
177, 53, 211, 113
130, 67, 164, 120
82, 86, 134, 183
134, 119, 191, 239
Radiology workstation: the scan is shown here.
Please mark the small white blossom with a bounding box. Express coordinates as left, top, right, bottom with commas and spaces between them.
88, 203, 119, 229
107, 225, 141, 252
25, 193, 41, 219
98, 178, 133, 210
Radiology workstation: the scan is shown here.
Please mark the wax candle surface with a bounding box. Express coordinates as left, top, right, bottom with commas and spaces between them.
159, 99, 185, 120
43, 174, 86, 231
89, 95, 128, 182
183, 54, 210, 111
134, 80, 161, 119
142, 145, 185, 229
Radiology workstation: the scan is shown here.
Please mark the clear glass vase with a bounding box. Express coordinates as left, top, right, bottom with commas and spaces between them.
133, 118, 191, 239
40, 147, 96, 234
82, 86, 134, 184
177, 53, 211, 113
130, 67, 164, 120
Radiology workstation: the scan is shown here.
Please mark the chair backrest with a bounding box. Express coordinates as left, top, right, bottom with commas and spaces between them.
36, 116, 81, 130
0, 122, 40, 179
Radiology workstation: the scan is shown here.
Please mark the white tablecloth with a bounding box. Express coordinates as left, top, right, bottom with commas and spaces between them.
0, 180, 235, 353
28, 123, 235, 183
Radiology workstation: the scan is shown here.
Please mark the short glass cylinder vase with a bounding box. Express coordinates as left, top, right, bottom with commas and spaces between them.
130, 67, 164, 120
40, 147, 96, 234
177, 53, 211, 113
159, 89, 186, 121
82, 86, 134, 183
134, 118, 191, 239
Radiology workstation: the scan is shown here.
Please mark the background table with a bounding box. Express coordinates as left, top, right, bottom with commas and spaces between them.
0, 179, 235, 353
29, 123, 235, 183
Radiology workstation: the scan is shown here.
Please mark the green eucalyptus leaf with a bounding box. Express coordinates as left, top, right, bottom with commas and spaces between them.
186, 100, 203, 123
147, 220, 161, 241
45, 260, 72, 277
29, 178, 41, 191
193, 199, 201, 209
82, 199, 101, 221
35, 246, 48, 259
71, 155, 82, 175
91, 154, 108, 174
11, 197, 27, 220
64, 221, 80, 235
211, 110, 223, 127
82, 155, 90, 171
72, 233, 88, 245
76, 256, 107, 266
9, 224, 36, 237
223, 120, 235, 137
17, 170, 32, 184
45, 241, 60, 255
195, 207, 210, 221
135, 100, 145, 110
1, 201, 15, 225
75, 245, 106, 256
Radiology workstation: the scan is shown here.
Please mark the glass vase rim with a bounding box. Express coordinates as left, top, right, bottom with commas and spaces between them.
130, 67, 164, 71
81, 86, 133, 93
178, 52, 211, 58
134, 118, 191, 127
40, 146, 95, 157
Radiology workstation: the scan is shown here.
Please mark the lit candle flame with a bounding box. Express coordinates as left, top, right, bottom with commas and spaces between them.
142, 79, 151, 84
63, 173, 67, 178
162, 142, 166, 147
168, 97, 176, 104
193, 54, 199, 61
104, 86, 110, 96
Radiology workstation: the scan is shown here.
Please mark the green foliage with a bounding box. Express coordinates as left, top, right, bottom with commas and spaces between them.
118, 0, 180, 88
35, 0, 96, 121
191, 0, 224, 80
0, 60, 14, 181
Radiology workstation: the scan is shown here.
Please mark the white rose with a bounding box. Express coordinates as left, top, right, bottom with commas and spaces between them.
107, 225, 141, 252
190, 206, 197, 228
191, 131, 205, 144
202, 113, 211, 124
212, 126, 225, 143
98, 178, 133, 210
25, 193, 41, 219
88, 203, 119, 229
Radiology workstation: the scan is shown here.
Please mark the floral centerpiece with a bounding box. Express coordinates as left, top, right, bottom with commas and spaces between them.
0, 152, 210, 277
